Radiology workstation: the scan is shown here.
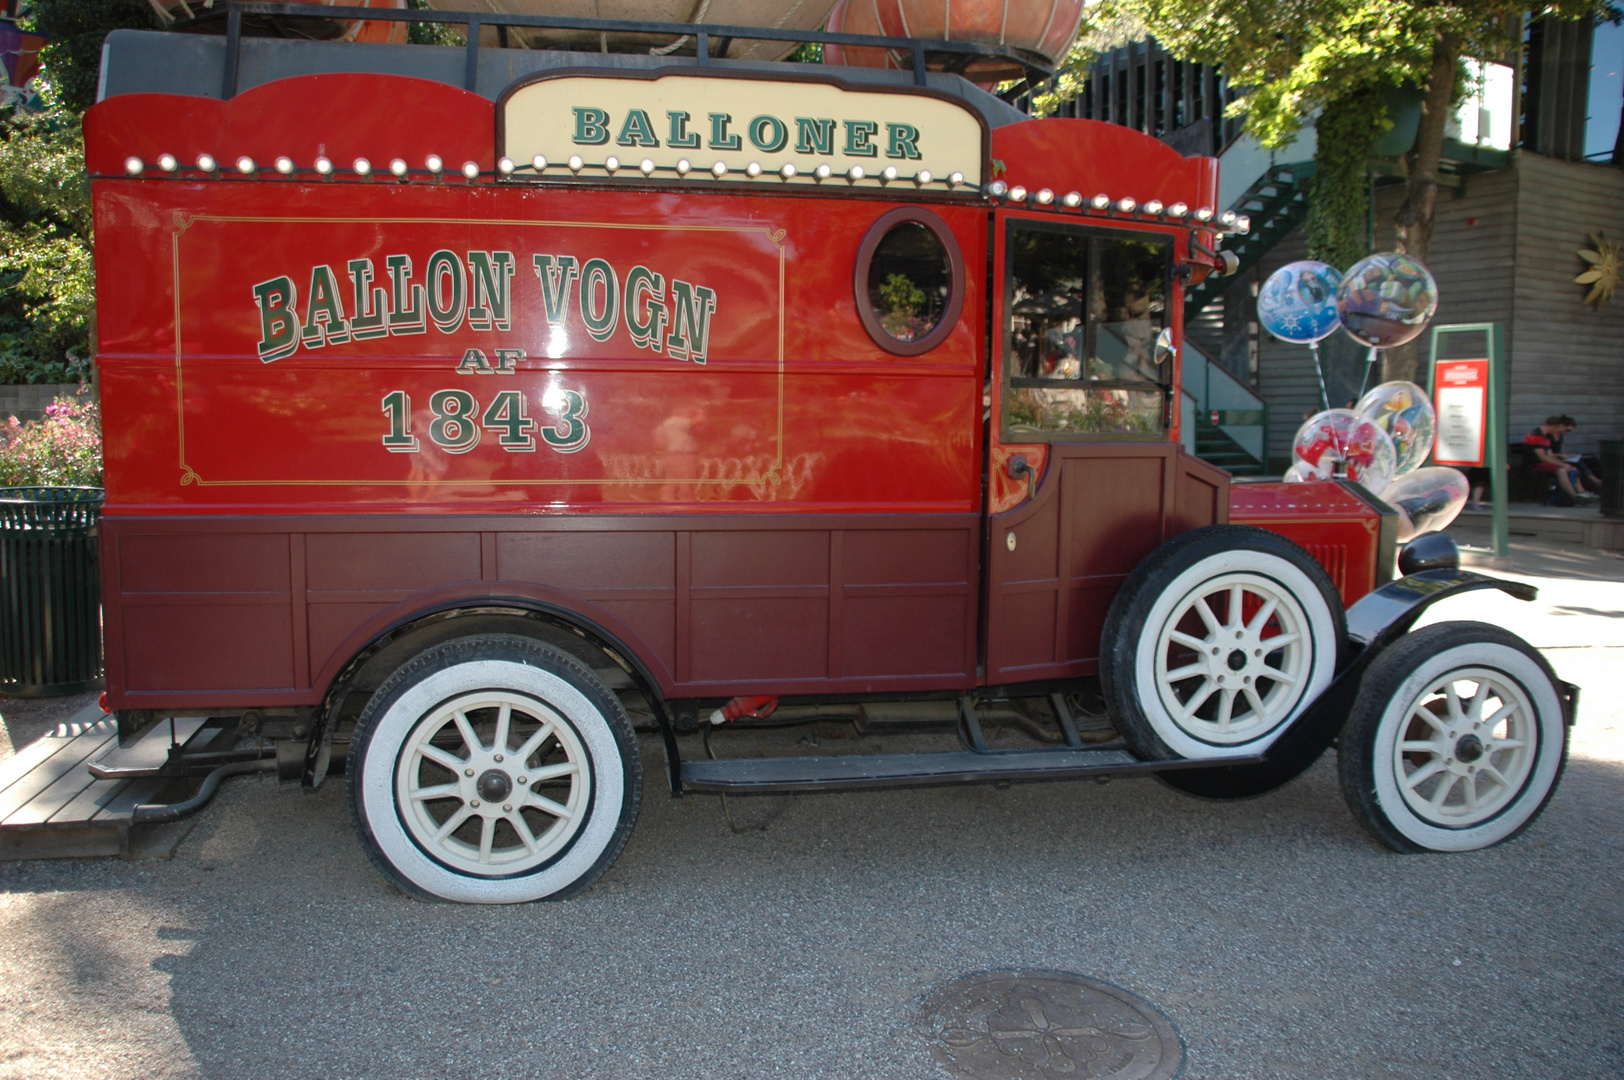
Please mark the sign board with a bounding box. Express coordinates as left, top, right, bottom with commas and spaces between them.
1427, 324, 1505, 557
499, 72, 987, 190
1432, 358, 1488, 467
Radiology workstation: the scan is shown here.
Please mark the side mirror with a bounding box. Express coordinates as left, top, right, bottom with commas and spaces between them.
1154, 327, 1177, 368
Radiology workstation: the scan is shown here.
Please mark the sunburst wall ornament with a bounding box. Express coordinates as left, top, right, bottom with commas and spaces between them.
1575, 232, 1620, 309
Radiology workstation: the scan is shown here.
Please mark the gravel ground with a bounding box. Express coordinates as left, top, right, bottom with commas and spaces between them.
0, 691, 99, 762
1, 541, 1620, 1080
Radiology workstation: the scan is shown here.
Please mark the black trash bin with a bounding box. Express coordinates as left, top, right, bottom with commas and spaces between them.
0, 486, 104, 696
1601, 439, 1623, 519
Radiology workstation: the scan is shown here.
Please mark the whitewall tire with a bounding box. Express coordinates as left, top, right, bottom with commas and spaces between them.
348, 634, 641, 903
1339, 622, 1568, 853
1101, 525, 1345, 762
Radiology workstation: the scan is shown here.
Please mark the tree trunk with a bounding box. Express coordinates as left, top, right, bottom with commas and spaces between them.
1385, 34, 1458, 383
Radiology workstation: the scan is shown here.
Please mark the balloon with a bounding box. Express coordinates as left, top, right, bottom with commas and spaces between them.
1292, 408, 1398, 494
1336, 253, 1439, 349
1258, 260, 1344, 344
1282, 460, 1319, 483
1356, 380, 1436, 474
1382, 466, 1469, 542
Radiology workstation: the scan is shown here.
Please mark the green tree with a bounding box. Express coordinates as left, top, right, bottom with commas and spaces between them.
0, 0, 155, 384
1088, 0, 1609, 378
0, 96, 94, 384
31, 0, 156, 113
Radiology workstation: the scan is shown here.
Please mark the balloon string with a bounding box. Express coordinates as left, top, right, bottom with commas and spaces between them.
1358, 346, 1379, 398
1309, 341, 1329, 412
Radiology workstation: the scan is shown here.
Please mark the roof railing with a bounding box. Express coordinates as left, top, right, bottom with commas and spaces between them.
168, 3, 1054, 101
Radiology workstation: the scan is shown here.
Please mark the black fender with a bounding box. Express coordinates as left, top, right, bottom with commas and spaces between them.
1277, 569, 1547, 763
1159, 569, 1541, 798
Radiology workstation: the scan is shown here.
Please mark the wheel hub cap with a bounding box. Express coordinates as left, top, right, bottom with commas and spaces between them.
477, 769, 513, 802
1454, 733, 1484, 764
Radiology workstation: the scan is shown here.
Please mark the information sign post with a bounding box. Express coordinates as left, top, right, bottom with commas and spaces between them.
1427, 323, 1507, 558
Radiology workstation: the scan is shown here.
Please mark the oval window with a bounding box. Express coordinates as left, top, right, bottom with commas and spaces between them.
854, 207, 965, 356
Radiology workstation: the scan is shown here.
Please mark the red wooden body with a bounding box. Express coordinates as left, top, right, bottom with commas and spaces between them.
84, 71, 1378, 712
1230, 480, 1391, 604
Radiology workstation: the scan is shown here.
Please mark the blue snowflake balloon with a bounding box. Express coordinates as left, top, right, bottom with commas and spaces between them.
1258, 260, 1344, 344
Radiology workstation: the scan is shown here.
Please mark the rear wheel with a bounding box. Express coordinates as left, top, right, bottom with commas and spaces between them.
1338, 622, 1567, 852
1101, 525, 1345, 765
348, 634, 641, 903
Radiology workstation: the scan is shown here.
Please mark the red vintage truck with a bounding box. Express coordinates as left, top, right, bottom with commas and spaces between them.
81, 8, 1571, 902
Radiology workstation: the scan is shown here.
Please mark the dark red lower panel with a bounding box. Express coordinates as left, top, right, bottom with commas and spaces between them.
101, 512, 981, 710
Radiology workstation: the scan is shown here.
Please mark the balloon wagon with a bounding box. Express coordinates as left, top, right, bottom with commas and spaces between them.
81, 8, 1573, 903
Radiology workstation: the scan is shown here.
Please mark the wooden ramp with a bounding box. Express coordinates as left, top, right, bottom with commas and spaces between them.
0, 704, 201, 860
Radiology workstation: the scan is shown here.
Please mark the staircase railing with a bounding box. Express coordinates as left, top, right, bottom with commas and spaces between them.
1180, 339, 1267, 473
1185, 161, 1314, 315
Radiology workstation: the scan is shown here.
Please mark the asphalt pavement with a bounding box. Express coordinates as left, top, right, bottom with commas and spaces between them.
2, 539, 1621, 1080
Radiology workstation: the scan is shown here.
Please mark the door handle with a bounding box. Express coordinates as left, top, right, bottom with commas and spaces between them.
1007, 454, 1036, 502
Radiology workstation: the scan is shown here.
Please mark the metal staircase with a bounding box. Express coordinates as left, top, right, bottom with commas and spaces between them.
1185, 162, 1315, 314
1180, 340, 1268, 475
1192, 412, 1266, 476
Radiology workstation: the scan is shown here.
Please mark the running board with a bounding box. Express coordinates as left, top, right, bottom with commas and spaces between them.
680, 749, 1263, 794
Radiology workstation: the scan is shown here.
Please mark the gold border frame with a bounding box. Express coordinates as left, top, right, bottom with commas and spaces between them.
171, 214, 787, 488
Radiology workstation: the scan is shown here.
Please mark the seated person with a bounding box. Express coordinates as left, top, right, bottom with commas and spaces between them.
1525, 415, 1602, 503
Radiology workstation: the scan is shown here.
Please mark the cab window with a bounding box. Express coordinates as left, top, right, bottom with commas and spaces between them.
1002, 221, 1171, 440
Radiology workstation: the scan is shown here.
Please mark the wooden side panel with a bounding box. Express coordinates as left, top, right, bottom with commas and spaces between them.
841, 528, 975, 679
116, 532, 295, 692
102, 513, 981, 709
983, 444, 1229, 685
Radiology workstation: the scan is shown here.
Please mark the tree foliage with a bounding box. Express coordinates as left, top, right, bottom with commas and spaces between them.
1109, 0, 1605, 253
31, 0, 156, 113
1027, 8, 1147, 117
0, 96, 94, 384
1092, 0, 1609, 378
1304, 87, 1388, 270
0, 0, 154, 384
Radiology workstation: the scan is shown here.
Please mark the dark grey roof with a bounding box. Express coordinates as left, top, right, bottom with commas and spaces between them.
98, 29, 1030, 128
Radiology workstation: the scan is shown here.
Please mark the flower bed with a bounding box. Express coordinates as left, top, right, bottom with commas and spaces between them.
0, 393, 101, 486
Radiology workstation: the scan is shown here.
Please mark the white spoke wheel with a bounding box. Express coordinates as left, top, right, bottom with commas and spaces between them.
1150, 572, 1312, 745
348, 634, 641, 903
396, 690, 592, 876
1101, 525, 1344, 764
1339, 621, 1568, 853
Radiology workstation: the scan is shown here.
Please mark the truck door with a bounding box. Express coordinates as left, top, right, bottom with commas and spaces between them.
981, 212, 1229, 685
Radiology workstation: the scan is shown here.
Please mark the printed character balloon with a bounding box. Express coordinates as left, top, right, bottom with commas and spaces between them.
1258, 260, 1344, 343
1356, 380, 1436, 475
1292, 408, 1398, 494
1336, 253, 1439, 349
1381, 466, 1470, 542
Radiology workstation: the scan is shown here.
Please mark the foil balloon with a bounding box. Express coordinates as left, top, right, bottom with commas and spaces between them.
1336, 253, 1439, 349
1282, 460, 1319, 483
1356, 380, 1436, 475
1258, 260, 1344, 344
1381, 466, 1470, 542
1292, 408, 1398, 494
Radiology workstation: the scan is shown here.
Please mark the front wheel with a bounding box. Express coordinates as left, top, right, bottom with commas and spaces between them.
348, 634, 642, 903
1338, 622, 1568, 853
1101, 525, 1345, 764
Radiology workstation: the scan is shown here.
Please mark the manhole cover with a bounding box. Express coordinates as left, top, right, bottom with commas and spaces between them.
919, 970, 1183, 1080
